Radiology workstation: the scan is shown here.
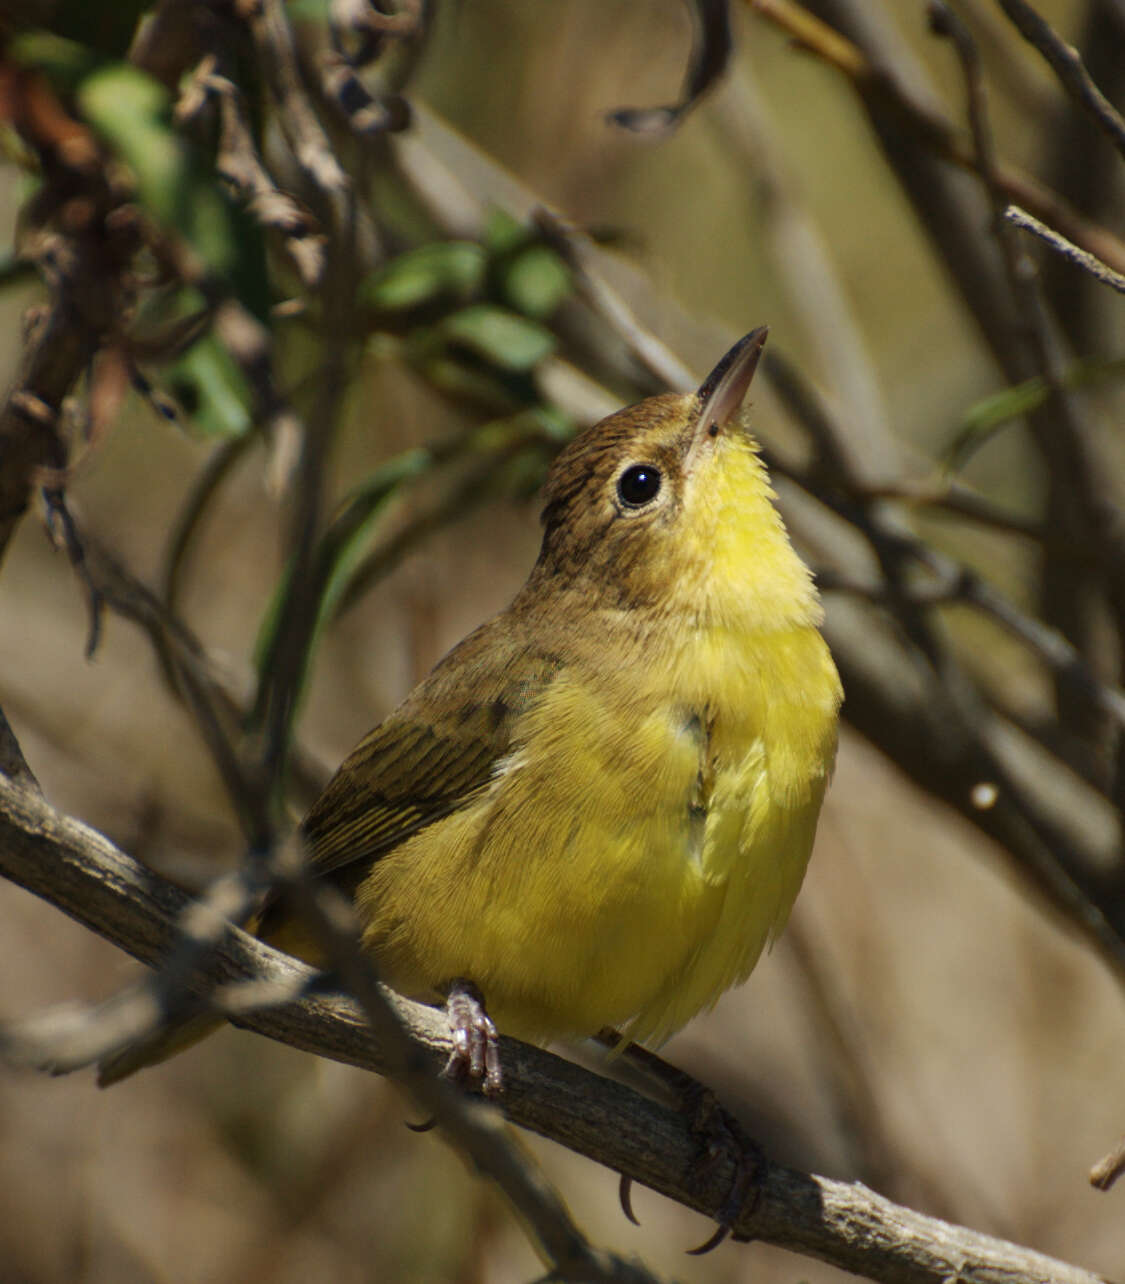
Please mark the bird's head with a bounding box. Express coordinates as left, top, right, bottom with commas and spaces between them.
530, 328, 821, 631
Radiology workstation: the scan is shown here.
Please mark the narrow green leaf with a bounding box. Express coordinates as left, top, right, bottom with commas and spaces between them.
363, 241, 486, 312
8, 31, 100, 90
442, 304, 556, 372
166, 333, 253, 438
252, 448, 434, 714
944, 357, 1125, 471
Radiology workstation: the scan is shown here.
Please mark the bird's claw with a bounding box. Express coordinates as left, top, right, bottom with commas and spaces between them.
443, 979, 503, 1096
618, 1173, 640, 1226
685, 1086, 764, 1254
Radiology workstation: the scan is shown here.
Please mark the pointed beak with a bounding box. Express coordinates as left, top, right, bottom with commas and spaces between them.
695, 326, 768, 438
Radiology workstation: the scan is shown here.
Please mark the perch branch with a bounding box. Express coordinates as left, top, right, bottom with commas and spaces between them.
0, 776, 1110, 1284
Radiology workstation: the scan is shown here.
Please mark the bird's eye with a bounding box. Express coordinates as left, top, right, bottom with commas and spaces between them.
617, 463, 662, 507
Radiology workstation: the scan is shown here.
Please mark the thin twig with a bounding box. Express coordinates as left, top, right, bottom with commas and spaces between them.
533, 208, 697, 394
930, 0, 1125, 777
994, 0, 1125, 163
1005, 204, 1125, 295
849, 477, 1042, 538
159, 434, 253, 618
176, 55, 326, 287
743, 0, 1125, 278
240, 0, 350, 200
1090, 1134, 1125, 1192
0, 702, 40, 795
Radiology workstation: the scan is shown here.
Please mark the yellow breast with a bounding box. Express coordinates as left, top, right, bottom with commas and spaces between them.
354, 612, 839, 1046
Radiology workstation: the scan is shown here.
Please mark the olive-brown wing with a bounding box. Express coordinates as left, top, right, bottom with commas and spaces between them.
303, 630, 562, 882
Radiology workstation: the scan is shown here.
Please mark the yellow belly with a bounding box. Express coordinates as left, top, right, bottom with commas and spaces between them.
354, 622, 839, 1045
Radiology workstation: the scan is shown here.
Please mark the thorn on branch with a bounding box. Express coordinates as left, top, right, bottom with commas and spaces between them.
40, 485, 104, 658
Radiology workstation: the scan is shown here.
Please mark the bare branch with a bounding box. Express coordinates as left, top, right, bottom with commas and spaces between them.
1005, 203, 1125, 295
0, 776, 1110, 1284
0, 703, 40, 795
238, 0, 350, 199
176, 55, 326, 287
744, 0, 1125, 278
994, 0, 1125, 163
1090, 1134, 1125, 1193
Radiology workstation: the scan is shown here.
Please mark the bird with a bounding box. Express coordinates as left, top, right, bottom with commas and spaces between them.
265, 325, 840, 1087
100, 327, 841, 1103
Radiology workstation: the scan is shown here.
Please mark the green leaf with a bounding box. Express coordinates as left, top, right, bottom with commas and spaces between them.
483, 208, 525, 255
10, 7, 149, 61
497, 242, 572, 319
363, 241, 486, 312
251, 448, 434, 716
76, 63, 240, 280
166, 333, 253, 438
442, 304, 556, 372
8, 31, 100, 91
943, 356, 1125, 472
944, 379, 1047, 471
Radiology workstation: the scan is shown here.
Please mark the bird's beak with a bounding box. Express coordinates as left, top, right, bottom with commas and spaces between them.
693, 326, 768, 444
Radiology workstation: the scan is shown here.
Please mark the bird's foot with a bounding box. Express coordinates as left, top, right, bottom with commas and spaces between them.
443, 978, 503, 1096
683, 1083, 764, 1254
596, 1032, 763, 1254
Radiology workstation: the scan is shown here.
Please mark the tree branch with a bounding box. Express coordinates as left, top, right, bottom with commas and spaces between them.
0, 775, 1110, 1284
994, 0, 1125, 163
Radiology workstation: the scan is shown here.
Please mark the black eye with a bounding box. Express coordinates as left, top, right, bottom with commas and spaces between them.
617, 463, 662, 507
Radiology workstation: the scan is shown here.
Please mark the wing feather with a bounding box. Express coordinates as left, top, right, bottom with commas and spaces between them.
300, 624, 561, 881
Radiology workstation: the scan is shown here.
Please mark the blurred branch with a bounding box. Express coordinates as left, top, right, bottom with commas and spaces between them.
0, 207, 139, 567
1005, 204, 1125, 295
159, 433, 253, 616
175, 54, 326, 288
843, 477, 1041, 538
714, 67, 896, 481
242, 0, 350, 201
1090, 1134, 1125, 1193
534, 209, 696, 393
929, 0, 1125, 785
608, 0, 732, 134
1038, 1, 1125, 351
745, 0, 1125, 277
0, 701, 40, 795
0, 773, 1110, 1284
994, 0, 1125, 162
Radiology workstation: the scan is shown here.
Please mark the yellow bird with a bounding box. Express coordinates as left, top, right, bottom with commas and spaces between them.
101, 327, 841, 1094
266, 326, 840, 1086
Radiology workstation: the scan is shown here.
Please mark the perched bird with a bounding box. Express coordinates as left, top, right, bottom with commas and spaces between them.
270, 326, 840, 1085
101, 327, 841, 1096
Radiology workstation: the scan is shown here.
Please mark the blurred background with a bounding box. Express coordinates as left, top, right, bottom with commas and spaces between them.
1, 0, 1124, 1280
